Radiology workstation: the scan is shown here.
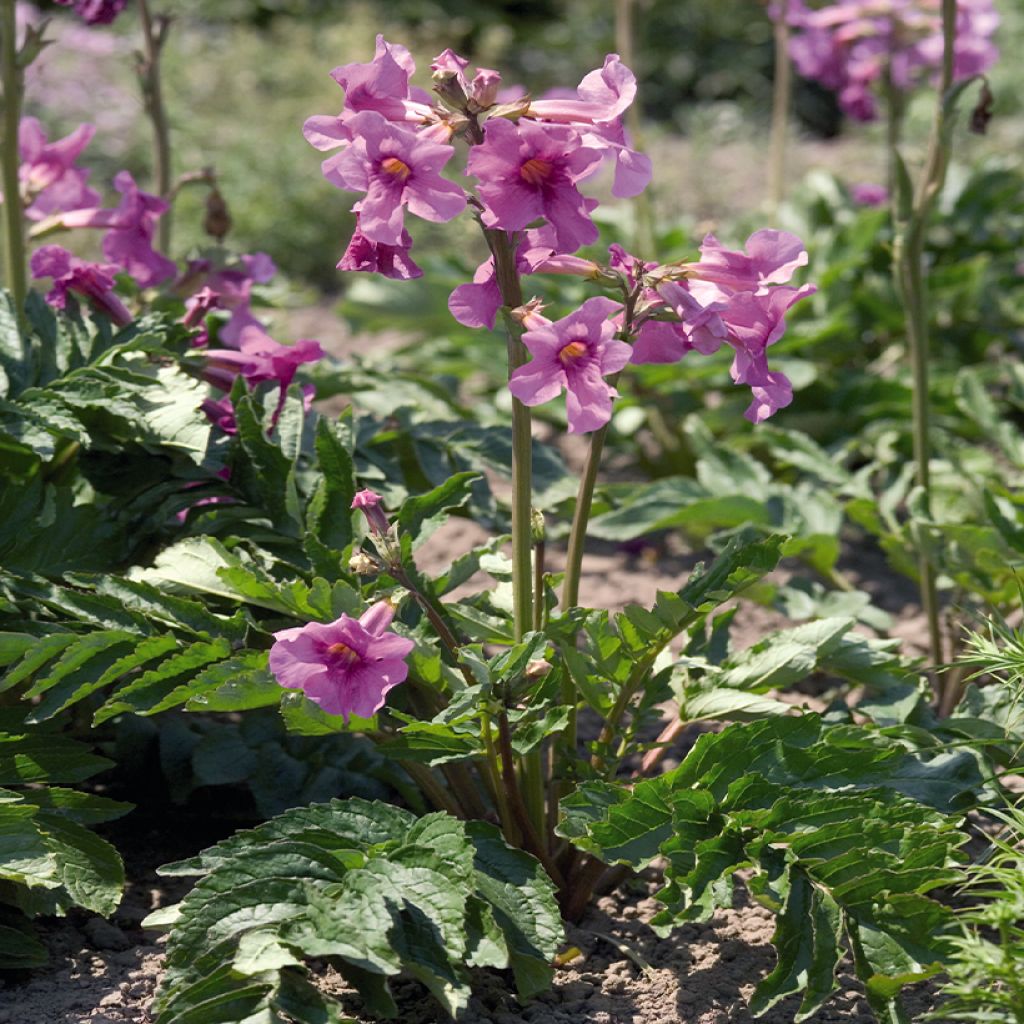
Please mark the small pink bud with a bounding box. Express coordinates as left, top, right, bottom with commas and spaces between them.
351, 489, 391, 536
469, 68, 501, 110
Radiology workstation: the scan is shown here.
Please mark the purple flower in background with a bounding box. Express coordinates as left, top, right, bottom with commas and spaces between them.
322, 110, 465, 246
180, 252, 276, 345
269, 601, 415, 722
467, 118, 602, 253
201, 326, 323, 393
782, 0, 999, 122
17, 117, 100, 220
53, 0, 128, 25
851, 182, 889, 206
30, 244, 131, 325
339, 219, 422, 279
509, 296, 631, 433
61, 171, 175, 287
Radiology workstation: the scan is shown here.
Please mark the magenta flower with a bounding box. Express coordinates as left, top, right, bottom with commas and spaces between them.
304, 35, 433, 157
61, 171, 175, 287
322, 110, 465, 246
201, 326, 323, 393
467, 118, 602, 254
851, 182, 889, 207
18, 118, 100, 221
716, 285, 816, 423
523, 55, 652, 198
338, 219, 422, 279
269, 601, 415, 722
682, 229, 809, 295
631, 282, 728, 364
54, 0, 128, 25
181, 252, 276, 345
30, 245, 131, 326
509, 296, 631, 433
783, 0, 999, 122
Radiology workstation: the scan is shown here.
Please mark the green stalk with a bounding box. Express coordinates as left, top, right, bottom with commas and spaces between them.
562, 422, 610, 609
889, 0, 957, 672
767, 0, 792, 213
1, 0, 27, 321
137, 0, 172, 253
486, 229, 533, 640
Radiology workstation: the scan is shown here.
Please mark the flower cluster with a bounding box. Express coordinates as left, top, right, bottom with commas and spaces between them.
17, 112, 324, 435
306, 40, 814, 433
305, 36, 650, 276
781, 0, 999, 121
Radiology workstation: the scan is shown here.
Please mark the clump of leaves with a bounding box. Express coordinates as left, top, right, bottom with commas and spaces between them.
0, 713, 129, 968
562, 715, 974, 1023
145, 797, 562, 1022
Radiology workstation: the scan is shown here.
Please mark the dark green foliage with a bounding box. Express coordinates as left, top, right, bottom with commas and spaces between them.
0, 721, 129, 968
148, 798, 562, 1022
562, 715, 972, 1022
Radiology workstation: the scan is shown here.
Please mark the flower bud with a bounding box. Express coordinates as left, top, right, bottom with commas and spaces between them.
351, 489, 391, 536
468, 68, 501, 111
530, 508, 546, 543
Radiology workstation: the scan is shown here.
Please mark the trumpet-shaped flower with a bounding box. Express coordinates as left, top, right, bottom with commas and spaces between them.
200, 326, 323, 393
18, 118, 100, 220
509, 296, 630, 433
60, 171, 175, 287
269, 601, 414, 721
323, 110, 465, 246
30, 245, 131, 326
467, 118, 602, 254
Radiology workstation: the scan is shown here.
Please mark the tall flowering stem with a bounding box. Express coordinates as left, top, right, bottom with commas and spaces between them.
0, 0, 27, 319
137, 0, 172, 253
486, 228, 534, 642
891, 0, 958, 672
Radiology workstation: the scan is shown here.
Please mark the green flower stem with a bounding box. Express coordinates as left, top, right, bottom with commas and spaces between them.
1, 0, 27, 322
496, 710, 565, 890
768, 0, 793, 212
486, 228, 533, 641
399, 760, 465, 818
137, 0, 173, 253
561, 420, 610, 610
890, 0, 957, 673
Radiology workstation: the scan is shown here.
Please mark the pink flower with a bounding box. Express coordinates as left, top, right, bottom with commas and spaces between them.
61, 171, 175, 287
322, 110, 466, 246
525, 55, 652, 198
339, 219, 422, 279
54, 0, 127, 25
783, 0, 999, 122
30, 244, 131, 326
509, 296, 631, 433
467, 118, 602, 253
304, 35, 433, 156
201, 326, 323, 393
851, 182, 889, 207
631, 282, 728, 363
18, 117, 100, 221
269, 601, 415, 721
683, 229, 809, 295
181, 252, 276, 345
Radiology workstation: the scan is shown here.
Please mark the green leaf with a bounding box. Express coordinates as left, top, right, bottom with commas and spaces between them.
152, 799, 562, 1021
0, 731, 112, 784
36, 811, 124, 916
397, 472, 480, 550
